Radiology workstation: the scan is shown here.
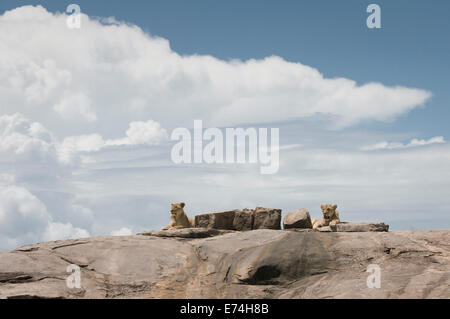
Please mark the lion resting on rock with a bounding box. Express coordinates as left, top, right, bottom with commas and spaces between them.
162, 202, 195, 230
312, 204, 341, 229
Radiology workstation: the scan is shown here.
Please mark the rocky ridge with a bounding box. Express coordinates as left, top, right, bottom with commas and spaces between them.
0, 227, 449, 299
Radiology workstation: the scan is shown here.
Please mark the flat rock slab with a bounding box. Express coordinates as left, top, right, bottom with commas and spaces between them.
138, 228, 234, 238
316, 222, 389, 232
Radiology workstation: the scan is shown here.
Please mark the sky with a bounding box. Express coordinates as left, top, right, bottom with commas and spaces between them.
0, 1, 449, 250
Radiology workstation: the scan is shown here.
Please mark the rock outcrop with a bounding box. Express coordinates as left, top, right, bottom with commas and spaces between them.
195, 207, 281, 230
1, 229, 449, 299
283, 209, 312, 229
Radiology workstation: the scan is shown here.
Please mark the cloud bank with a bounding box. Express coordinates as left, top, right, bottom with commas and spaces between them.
0, 5, 447, 250
0, 5, 431, 136
0, 182, 89, 250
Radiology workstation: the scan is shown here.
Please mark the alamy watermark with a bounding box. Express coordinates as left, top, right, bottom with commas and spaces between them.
66, 4, 81, 29
366, 4, 381, 29
366, 264, 381, 288
170, 120, 279, 174
66, 264, 81, 289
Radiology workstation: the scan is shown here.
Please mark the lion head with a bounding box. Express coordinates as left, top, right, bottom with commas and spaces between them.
320, 204, 338, 222
170, 202, 186, 219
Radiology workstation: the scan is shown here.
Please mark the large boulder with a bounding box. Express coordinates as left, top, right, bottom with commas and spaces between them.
233, 209, 254, 231
283, 209, 312, 229
253, 207, 282, 230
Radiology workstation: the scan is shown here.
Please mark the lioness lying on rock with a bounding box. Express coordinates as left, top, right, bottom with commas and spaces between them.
312, 204, 341, 229
162, 202, 195, 230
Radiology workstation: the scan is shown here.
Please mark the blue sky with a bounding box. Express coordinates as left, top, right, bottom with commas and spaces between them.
0, 2, 449, 249
2, 0, 449, 136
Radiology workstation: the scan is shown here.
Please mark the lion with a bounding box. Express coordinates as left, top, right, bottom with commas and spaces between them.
312, 204, 341, 229
162, 202, 195, 230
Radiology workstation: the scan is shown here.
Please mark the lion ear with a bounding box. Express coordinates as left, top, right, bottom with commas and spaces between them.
180, 202, 185, 208
332, 204, 337, 210
320, 204, 325, 210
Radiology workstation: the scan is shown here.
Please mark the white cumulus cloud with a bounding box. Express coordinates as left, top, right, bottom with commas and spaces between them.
59, 120, 168, 164
0, 113, 58, 162
54, 91, 97, 122
43, 221, 90, 242
362, 136, 446, 151
0, 112, 167, 166
0, 5, 432, 135
0, 183, 89, 250
110, 227, 133, 236
105, 120, 168, 146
